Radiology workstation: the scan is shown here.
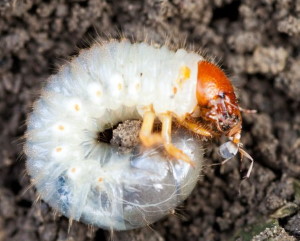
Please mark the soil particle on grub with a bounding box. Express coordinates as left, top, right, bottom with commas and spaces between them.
1, 0, 300, 241
111, 120, 142, 151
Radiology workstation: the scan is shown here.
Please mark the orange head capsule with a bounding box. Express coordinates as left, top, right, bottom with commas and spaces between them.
196, 61, 242, 142
194, 61, 254, 178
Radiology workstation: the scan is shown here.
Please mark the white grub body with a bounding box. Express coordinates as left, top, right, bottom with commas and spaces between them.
25, 40, 204, 230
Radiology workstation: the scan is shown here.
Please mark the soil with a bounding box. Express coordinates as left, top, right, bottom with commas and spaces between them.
0, 0, 300, 241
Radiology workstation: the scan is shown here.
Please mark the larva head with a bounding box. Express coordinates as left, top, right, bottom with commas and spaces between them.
196, 61, 242, 141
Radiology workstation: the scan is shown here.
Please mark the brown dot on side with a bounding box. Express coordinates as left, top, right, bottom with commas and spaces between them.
56, 147, 62, 152
58, 125, 64, 131
71, 168, 77, 173
98, 177, 103, 182
180, 66, 191, 79
74, 104, 80, 111
118, 83, 123, 90
173, 87, 177, 94
176, 66, 191, 87
96, 90, 102, 96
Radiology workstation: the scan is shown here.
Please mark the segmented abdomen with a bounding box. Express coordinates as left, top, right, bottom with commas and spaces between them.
25, 40, 204, 230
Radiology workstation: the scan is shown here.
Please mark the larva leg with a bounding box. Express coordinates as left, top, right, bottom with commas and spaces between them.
177, 118, 214, 137
161, 114, 196, 166
139, 109, 163, 147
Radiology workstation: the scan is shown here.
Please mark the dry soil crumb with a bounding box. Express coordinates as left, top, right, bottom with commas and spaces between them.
252, 226, 296, 241
111, 120, 142, 149
246, 46, 288, 75
278, 16, 300, 36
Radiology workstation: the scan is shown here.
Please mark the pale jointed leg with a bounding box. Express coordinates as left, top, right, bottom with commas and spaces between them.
160, 113, 195, 166
139, 108, 163, 147
176, 117, 215, 137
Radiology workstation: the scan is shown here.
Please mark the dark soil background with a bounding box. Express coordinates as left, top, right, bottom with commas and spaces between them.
1, 0, 300, 240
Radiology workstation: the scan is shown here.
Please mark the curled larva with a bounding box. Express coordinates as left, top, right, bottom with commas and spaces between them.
24, 39, 205, 231
25, 38, 253, 230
